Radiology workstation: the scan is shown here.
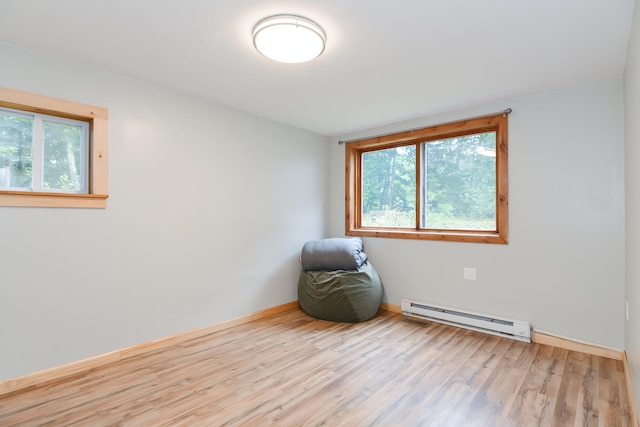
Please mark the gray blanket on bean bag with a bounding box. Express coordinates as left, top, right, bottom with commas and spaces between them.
298, 260, 383, 322
300, 237, 368, 271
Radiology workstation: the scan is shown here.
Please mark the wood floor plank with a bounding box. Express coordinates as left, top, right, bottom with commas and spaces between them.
0, 309, 633, 426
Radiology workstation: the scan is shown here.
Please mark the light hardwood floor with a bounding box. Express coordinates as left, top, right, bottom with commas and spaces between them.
0, 309, 633, 426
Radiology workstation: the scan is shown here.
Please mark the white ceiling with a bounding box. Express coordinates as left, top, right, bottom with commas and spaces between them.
0, 1, 634, 136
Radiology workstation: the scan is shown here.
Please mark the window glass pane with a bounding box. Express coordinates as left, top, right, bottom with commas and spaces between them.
421, 132, 496, 230
43, 120, 85, 192
362, 145, 416, 227
0, 110, 33, 190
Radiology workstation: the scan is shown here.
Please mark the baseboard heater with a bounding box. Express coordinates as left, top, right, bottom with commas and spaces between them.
401, 299, 531, 343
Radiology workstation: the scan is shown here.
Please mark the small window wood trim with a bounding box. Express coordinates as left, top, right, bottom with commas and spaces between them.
0, 86, 108, 208
345, 113, 508, 244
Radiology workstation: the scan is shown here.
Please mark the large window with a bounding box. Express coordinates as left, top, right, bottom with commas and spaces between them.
0, 86, 108, 208
345, 112, 508, 244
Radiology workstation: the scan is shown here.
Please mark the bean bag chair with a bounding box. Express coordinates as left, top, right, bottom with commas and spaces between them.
298, 238, 383, 323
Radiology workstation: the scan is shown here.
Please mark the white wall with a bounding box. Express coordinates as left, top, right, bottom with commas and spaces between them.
0, 38, 629, 386
330, 80, 625, 349
625, 0, 640, 415
0, 43, 330, 380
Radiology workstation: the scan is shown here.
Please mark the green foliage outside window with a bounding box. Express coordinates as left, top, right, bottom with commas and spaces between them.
423, 132, 496, 230
361, 132, 496, 231
43, 121, 83, 191
0, 112, 32, 189
0, 109, 85, 192
362, 146, 416, 227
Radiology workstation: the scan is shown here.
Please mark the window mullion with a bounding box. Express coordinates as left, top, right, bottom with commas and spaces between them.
31, 115, 43, 192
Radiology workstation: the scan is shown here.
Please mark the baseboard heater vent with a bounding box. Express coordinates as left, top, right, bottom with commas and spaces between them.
401, 299, 531, 343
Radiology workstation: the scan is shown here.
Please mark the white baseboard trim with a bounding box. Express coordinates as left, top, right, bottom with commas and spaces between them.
0, 301, 299, 397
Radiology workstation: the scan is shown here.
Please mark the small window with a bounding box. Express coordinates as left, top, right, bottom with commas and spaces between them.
345, 112, 508, 244
0, 107, 89, 193
0, 86, 108, 208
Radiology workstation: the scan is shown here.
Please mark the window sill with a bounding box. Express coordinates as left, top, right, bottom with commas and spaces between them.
346, 227, 508, 244
0, 191, 108, 208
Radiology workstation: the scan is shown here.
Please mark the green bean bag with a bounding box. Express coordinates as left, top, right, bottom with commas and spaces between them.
298, 261, 383, 323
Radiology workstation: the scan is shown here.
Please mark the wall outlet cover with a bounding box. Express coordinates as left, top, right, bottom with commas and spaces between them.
463, 267, 477, 281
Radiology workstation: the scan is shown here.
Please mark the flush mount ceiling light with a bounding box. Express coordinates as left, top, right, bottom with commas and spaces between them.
252, 14, 326, 63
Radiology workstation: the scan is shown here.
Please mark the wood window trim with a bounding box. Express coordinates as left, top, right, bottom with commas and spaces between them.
0, 86, 108, 208
345, 113, 508, 244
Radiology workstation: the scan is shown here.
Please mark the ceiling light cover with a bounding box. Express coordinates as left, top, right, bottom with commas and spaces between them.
253, 15, 326, 63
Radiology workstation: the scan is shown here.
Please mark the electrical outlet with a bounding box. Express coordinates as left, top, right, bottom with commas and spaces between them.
463, 267, 477, 281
